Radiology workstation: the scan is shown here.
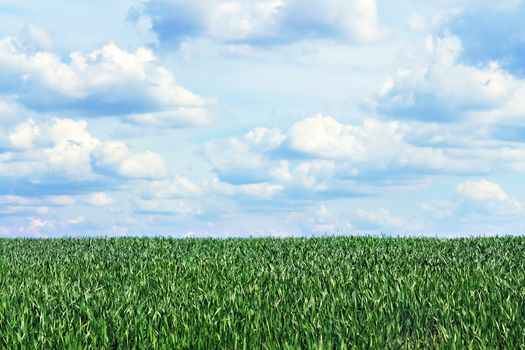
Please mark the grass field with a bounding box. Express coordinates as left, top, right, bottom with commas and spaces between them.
1, 237, 525, 348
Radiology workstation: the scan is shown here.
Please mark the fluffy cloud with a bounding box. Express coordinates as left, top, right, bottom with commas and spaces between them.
376, 35, 519, 122
203, 135, 268, 184
0, 37, 209, 124
287, 114, 464, 173
422, 179, 521, 219
129, 0, 387, 47
92, 141, 167, 179
204, 114, 525, 202
456, 179, 521, 214
244, 127, 286, 151
0, 117, 167, 183
271, 160, 336, 191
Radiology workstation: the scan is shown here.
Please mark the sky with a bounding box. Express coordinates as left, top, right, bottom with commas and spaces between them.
1, 0, 525, 237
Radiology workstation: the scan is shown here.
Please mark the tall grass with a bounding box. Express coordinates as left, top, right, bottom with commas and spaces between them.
1, 237, 524, 348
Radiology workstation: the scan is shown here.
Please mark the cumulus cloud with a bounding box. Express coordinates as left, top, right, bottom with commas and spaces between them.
0, 37, 209, 124
26, 217, 55, 235
456, 179, 521, 214
375, 35, 519, 122
92, 141, 167, 179
271, 160, 336, 191
422, 179, 521, 219
204, 114, 525, 203
0, 117, 167, 182
244, 127, 286, 151
129, 0, 387, 47
287, 114, 464, 173
203, 135, 268, 184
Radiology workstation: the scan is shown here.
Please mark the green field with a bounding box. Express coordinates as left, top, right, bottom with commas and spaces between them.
1, 237, 525, 348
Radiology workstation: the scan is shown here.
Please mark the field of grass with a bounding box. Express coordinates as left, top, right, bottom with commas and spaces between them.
1, 237, 525, 348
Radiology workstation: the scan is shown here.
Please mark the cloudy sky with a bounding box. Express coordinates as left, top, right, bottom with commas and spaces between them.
1, 0, 525, 237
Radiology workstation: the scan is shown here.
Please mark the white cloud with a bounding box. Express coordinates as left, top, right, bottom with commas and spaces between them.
236, 182, 284, 198
1, 117, 168, 181
288, 114, 367, 159
470, 85, 525, 125
8, 119, 40, 149
27, 218, 55, 234
93, 141, 167, 179
84, 192, 116, 206
288, 114, 453, 172
204, 136, 266, 177
67, 216, 85, 225
456, 179, 521, 214
133, 0, 387, 45
376, 35, 520, 121
126, 108, 212, 127
0, 37, 209, 123
4, 118, 100, 179
244, 127, 285, 151
421, 180, 521, 222
205, 113, 525, 202
289, 160, 336, 190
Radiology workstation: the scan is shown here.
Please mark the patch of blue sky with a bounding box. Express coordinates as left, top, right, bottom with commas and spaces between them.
448, 5, 525, 77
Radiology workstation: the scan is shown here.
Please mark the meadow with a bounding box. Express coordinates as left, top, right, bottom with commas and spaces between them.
1, 237, 524, 348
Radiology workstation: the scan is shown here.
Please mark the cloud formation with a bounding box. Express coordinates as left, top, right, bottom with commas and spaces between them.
375, 35, 519, 122
0, 37, 210, 125
129, 0, 387, 47
0, 118, 168, 185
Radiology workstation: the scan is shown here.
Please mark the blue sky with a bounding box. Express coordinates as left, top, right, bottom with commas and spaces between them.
1, 0, 525, 237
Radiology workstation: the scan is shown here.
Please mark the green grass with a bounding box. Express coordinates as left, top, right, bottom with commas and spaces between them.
1, 237, 525, 349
